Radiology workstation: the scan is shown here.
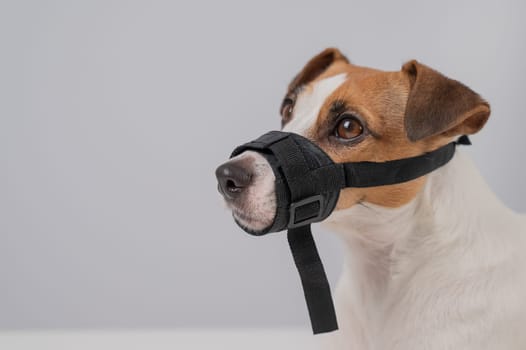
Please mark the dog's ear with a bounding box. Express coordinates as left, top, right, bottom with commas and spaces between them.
402, 60, 490, 142
288, 48, 349, 92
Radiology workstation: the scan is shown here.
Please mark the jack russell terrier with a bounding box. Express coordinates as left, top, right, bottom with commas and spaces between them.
215, 48, 526, 349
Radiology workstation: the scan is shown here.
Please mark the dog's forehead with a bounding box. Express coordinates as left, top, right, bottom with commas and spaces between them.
283, 63, 408, 139
282, 73, 348, 135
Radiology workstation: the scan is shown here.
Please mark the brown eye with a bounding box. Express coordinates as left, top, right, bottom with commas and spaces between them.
280, 98, 294, 121
335, 116, 364, 140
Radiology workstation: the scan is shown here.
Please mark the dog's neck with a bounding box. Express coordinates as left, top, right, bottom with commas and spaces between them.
324, 150, 511, 309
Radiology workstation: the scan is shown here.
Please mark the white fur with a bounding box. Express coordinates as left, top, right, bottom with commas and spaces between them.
282, 73, 348, 135
316, 151, 526, 349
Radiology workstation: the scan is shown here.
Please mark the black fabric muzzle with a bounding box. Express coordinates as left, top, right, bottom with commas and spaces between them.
229, 131, 470, 334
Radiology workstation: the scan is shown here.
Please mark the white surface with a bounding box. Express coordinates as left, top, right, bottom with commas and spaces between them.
0, 329, 320, 350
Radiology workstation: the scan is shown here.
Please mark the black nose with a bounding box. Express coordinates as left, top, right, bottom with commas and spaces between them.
215, 162, 253, 200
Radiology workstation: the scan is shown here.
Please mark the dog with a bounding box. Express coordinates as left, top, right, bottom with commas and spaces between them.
216, 48, 526, 349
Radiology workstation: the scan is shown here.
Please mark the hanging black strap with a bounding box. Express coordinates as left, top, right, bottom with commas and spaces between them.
287, 225, 338, 334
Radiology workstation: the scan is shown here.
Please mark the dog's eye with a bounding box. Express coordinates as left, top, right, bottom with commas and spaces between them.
280, 98, 294, 122
334, 116, 364, 140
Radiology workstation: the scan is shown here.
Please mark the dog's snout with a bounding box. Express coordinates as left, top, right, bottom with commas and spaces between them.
216, 161, 252, 200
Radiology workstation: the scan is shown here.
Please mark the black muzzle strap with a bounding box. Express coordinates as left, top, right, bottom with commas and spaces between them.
342, 141, 458, 188
229, 131, 471, 335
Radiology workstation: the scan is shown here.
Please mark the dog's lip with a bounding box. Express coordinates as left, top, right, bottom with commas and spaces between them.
231, 207, 267, 226
231, 207, 253, 222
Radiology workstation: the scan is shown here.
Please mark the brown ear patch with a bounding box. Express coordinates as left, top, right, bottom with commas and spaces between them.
288, 48, 349, 94
402, 60, 490, 142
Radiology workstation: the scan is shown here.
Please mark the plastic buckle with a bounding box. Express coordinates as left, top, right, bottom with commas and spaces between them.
288, 195, 324, 228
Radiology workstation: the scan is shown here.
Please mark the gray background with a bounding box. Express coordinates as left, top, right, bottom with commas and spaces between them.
1, 0, 525, 329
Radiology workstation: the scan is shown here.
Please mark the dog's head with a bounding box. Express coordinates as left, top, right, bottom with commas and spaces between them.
216, 48, 490, 233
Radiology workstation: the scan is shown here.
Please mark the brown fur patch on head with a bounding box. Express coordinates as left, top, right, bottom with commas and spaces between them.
316, 70, 438, 209
281, 49, 490, 210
